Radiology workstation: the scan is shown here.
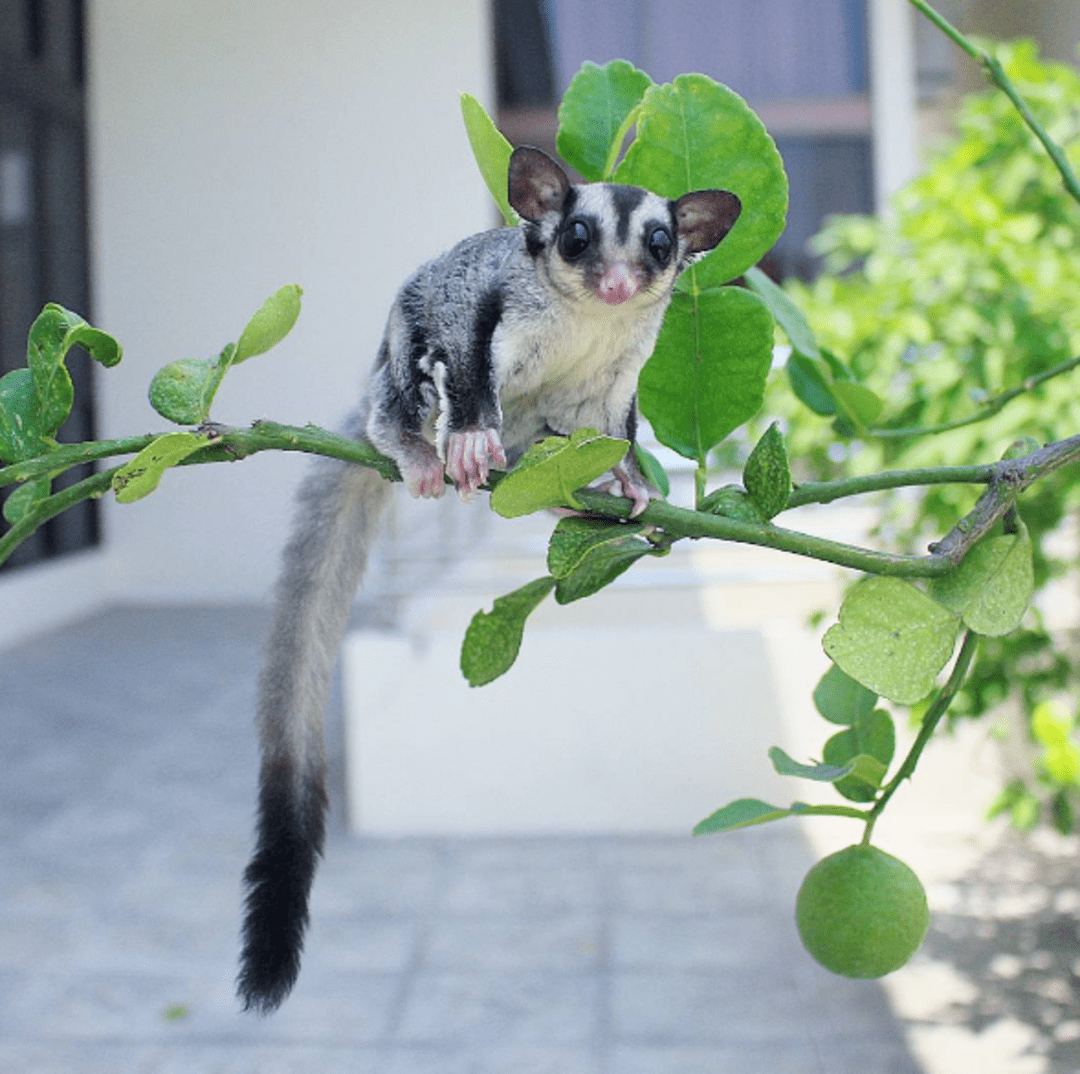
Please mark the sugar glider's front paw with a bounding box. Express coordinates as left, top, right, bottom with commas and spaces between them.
401, 456, 447, 499
444, 428, 507, 502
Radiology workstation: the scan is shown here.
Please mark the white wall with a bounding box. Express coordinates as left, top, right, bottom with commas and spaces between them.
0, 0, 491, 629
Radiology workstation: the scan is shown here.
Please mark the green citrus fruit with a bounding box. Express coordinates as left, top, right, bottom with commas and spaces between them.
795, 844, 928, 978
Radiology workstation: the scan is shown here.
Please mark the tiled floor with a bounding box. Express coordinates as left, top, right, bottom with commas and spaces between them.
0, 605, 923, 1073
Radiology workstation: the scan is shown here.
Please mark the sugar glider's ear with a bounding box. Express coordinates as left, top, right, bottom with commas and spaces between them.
508, 146, 571, 222
674, 190, 742, 254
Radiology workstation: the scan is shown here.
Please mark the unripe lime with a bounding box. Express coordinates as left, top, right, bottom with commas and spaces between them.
795, 844, 928, 978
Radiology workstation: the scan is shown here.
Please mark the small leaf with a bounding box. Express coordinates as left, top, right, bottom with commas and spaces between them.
112, 432, 209, 504
639, 286, 773, 462
823, 710, 895, 802
768, 746, 855, 783
813, 665, 878, 726
461, 93, 517, 226
786, 352, 837, 417
2, 476, 50, 525
556, 59, 653, 182
547, 516, 645, 578
822, 577, 961, 704
460, 576, 556, 686
742, 421, 790, 519
148, 358, 219, 425
693, 797, 806, 836
744, 266, 820, 359
632, 443, 670, 498
489, 429, 629, 518
0, 369, 45, 463
553, 532, 654, 604
929, 528, 1034, 637
699, 484, 767, 524
233, 285, 303, 364
830, 381, 883, 433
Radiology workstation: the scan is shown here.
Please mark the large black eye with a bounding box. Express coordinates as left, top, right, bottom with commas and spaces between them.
558, 220, 591, 260
648, 226, 673, 266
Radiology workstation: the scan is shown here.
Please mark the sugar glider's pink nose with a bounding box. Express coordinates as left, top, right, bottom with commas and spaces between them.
597, 262, 639, 305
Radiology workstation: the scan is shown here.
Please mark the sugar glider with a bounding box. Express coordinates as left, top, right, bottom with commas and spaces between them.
238, 146, 741, 1012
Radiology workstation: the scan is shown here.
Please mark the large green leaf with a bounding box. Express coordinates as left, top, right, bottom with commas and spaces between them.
823, 577, 961, 705
615, 74, 787, 285
638, 286, 773, 462
0, 369, 42, 463
556, 60, 653, 182
929, 529, 1034, 637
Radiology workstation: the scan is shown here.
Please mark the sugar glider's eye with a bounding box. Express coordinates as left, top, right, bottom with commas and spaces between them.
558, 220, 591, 260
648, 226, 673, 266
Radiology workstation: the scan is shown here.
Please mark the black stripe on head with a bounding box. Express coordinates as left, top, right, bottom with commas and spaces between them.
609, 185, 647, 244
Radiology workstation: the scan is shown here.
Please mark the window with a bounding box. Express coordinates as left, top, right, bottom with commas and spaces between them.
0, 0, 95, 569
493, 0, 875, 279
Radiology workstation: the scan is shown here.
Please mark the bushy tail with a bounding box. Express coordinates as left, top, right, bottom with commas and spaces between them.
238, 450, 392, 1014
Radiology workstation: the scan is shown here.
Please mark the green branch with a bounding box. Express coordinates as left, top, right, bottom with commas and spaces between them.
908, 0, 1080, 207
869, 354, 1080, 440
864, 630, 980, 842
786, 463, 994, 509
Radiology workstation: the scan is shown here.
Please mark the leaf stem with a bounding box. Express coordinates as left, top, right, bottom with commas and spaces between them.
907, 0, 1080, 207
869, 355, 1080, 440
863, 629, 980, 843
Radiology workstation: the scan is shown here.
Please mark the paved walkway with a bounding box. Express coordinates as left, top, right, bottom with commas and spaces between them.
1, 604, 922, 1073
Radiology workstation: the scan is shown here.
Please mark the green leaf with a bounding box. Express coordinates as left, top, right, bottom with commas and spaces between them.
693, 797, 806, 836
2, 476, 50, 525
616, 74, 787, 285
461, 93, 517, 226
744, 266, 820, 359
743, 421, 790, 519
699, 484, 767, 524
148, 357, 220, 425
460, 576, 556, 686
489, 429, 629, 518
233, 285, 303, 364
546, 516, 645, 578
632, 443, 670, 498
813, 664, 878, 726
638, 286, 773, 462
823, 710, 895, 802
831, 381, 884, 432
0, 369, 44, 463
553, 532, 654, 604
1031, 701, 1080, 785
929, 529, 1034, 636
112, 432, 210, 504
786, 352, 837, 417
822, 577, 961, 704
556, 59, 653, 182
768, 746, 856, 783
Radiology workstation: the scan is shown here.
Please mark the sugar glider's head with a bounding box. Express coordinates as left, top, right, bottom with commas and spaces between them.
507, 146, 741, 308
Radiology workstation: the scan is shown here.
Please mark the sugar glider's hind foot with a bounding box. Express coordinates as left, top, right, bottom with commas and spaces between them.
444, 428, 506, 501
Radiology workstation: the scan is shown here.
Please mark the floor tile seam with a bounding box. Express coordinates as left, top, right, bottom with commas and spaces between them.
378, 838, 458, 1045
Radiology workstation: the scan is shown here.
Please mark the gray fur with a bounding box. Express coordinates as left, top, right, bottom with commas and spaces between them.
238, 147, 741, 1013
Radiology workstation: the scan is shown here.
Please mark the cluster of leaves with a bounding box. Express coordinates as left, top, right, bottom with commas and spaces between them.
768, 41, 1080, 832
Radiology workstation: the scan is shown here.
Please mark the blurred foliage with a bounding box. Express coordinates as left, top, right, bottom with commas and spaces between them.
771, 41, 1080, 832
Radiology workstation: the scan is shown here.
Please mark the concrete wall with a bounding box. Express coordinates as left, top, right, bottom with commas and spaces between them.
0, 0, 492, 639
